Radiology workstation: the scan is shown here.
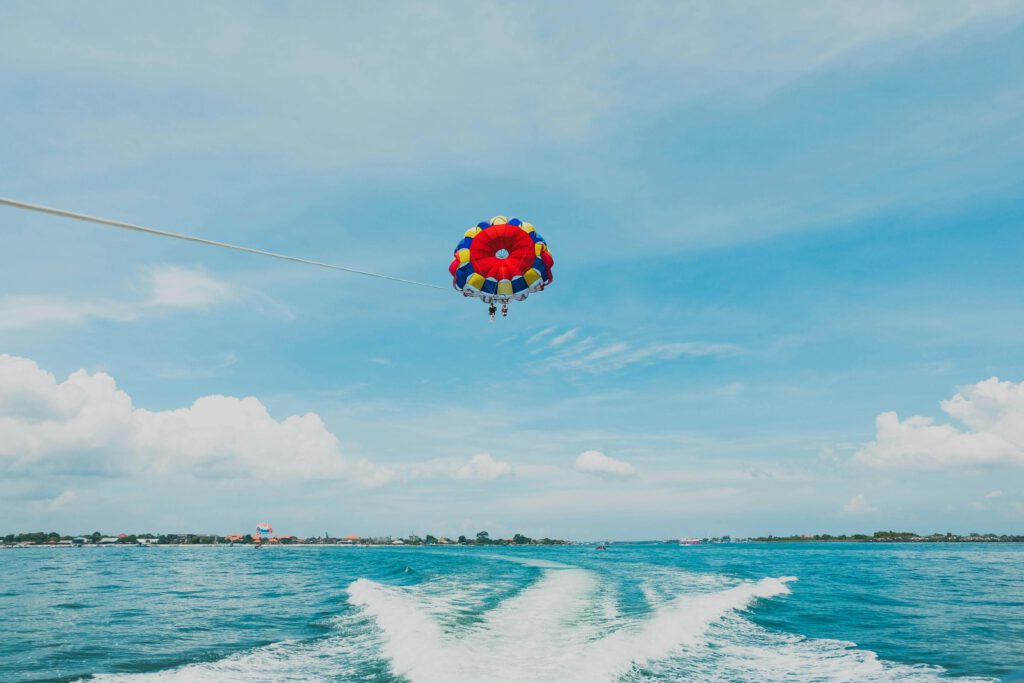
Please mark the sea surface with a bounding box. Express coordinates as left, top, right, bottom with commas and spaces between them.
2, 543, 1023, 682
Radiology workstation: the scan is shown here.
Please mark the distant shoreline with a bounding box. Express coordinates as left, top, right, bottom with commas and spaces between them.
748, 533, 1024, 544
4, 530, 1024, 549
5, 539, 1024, 550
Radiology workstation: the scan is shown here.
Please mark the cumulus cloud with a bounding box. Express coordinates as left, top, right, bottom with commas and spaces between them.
0, 354, 389, 485
405, 453, 514, 482
986, 490, 1004, 499
854, 377, 1024, 469
842, 494, 878, 515
0, 267, 232, 331
454, 453, 514, 481
574, 450, 636, 478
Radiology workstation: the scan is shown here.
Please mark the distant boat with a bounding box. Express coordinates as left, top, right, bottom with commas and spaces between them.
679, 538, 701, 546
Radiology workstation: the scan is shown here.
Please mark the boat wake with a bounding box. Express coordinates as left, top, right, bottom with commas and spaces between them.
347, 567, 796, 683
89, 562, 994, 682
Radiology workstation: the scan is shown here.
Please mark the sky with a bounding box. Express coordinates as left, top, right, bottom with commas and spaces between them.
2, 1, 1024, 540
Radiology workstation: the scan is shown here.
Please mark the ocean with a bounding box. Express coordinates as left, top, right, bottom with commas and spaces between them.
2, 543, 1022, 682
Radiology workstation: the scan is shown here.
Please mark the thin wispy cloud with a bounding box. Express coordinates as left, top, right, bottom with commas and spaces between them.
527, 327, 557, 344
0, 267, 232, 331
4, 4, 1015, 178
400, 453, 515, 482
148, 266, 233, 308
842, 494, 879, 515
47, 489, 78, 511
534, 329, 743, 373
547, 328, 579, 348
145, 351, 239, 381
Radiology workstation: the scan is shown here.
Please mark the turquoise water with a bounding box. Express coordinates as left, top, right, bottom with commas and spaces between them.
2, 543, 1023, 682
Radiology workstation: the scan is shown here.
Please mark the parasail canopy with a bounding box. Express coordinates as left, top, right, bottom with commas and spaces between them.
449, 216, 553, 305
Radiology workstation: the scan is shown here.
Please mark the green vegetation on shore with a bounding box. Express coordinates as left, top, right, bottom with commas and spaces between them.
2, 530, 568, 546
752, 531, 1024, 543
8, 529, 1024, 547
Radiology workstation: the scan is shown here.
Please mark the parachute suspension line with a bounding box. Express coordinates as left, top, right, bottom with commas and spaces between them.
0, 197, 447, 291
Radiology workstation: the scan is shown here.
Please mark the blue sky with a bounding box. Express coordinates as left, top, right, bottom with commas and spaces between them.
2, 2, 1024, 540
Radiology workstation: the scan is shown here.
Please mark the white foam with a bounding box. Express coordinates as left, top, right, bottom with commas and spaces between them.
569, 576, 798, 683
347, 576, 464, 680
639, 614, 996, 683
347, 568, 799, 683
87, 634, 369, 682
476, 553, 575, 569
348, 566, 604, 682
88, 568, 994, 683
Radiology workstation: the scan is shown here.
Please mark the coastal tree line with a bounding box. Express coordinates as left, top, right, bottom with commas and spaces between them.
3, 530, 568, 546
752, 531, 1024, 542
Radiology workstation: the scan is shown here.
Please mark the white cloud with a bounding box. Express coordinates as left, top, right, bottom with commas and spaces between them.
147, 266, 233, 308
2, 2, 1022, 277
854, 377, 1024, 469
842, 494, 878, 515
0, 267, 232, 331
986, 490, 1004, 499
399, 452, 515, 482
454, 453, 514, 481
48, 489, 78, 510
574, 450, 636, 478
2, 3, 1016, 176
547, 328, 579, 348
0, 295, 135, 331
542, 335, 742, 373
0, 354, 389, 485
527, 327, 556, 344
